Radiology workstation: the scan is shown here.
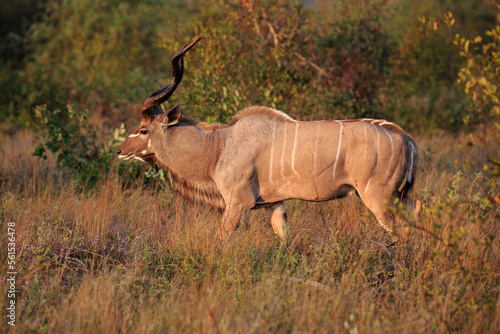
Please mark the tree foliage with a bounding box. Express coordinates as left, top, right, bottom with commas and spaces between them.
0, 0, 498, 187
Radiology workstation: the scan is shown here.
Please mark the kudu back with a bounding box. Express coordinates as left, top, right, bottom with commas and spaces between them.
118, 35, 420, 241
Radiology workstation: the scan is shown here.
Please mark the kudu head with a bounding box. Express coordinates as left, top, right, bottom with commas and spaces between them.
117, 35, 204, 162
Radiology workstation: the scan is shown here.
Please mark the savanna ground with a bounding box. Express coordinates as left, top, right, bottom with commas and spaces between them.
1, 112, 499, 333
1, 0, 500, 333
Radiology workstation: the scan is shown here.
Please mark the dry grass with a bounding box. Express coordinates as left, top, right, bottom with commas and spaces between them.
1, 129, 499, 333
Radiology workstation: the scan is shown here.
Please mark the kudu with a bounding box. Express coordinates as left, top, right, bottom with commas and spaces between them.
118, 35, 420, 241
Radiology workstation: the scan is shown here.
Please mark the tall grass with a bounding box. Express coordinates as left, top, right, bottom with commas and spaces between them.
1, 130, 499, 333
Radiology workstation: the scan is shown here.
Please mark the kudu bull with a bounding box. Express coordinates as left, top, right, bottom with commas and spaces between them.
118, 35, 420, 241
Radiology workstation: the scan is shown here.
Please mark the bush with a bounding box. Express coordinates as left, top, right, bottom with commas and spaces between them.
422, 1, 500, 204
3, 0, 179, 125
453, 4, 500, 201
155, 0, 489, 130
33, 104, 151, 189
155, 0, 401, 123
2, 0, 496, 131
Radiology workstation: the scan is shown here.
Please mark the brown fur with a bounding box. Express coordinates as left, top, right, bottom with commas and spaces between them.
158, 107, 295, 210
158, 161, 225, 210
180, 106, 294, 132
181, 116, 229, 131
162, 109, 417, 212
232, 106, 295, 122
358, 118, 414, 140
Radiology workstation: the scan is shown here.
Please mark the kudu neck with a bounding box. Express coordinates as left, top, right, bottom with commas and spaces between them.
154, 123, 225, 181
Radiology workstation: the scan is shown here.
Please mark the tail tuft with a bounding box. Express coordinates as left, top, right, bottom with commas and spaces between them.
399, 140, 418, 199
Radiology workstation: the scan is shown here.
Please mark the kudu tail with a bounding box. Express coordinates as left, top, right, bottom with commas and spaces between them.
400, 141, 417, 197
398, 140, 421, 217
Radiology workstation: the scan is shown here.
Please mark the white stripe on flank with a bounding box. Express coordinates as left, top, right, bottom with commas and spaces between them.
269, 120, 277, 183
291, 122, 300, 178
280, 122, 288, 179
365, 178, 371, 192
128, 133, 140, 138
332, 121, 343, 179
148, 139, 152, 148
380, 126, 394, 179
372, 122, 380, 152
365, 123, 380, 192
313, 122, 320, 175
363, 124, 368, 161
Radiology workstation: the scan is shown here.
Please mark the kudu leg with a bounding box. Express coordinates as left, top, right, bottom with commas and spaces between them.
218, 194, 255, 239
268, 201, 288, 240
358, 193, 398, 241
218, 208, 246, 239
216, 170, 259, 239
359, 192, 423, 244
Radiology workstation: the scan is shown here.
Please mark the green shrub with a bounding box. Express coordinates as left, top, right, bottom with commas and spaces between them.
33, 104, 152, 189
452, 3, 500, 201
2, 0, 496, 131
423, 1, 500, 204
4, 0, 179, 125
155, 0, 401, 123
158, 0, 487, 130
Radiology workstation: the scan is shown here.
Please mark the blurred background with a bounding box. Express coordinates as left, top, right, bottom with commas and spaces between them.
0, 0, 499, 185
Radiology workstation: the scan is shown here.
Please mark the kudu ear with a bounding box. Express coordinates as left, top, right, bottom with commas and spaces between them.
158, 104, 182, 127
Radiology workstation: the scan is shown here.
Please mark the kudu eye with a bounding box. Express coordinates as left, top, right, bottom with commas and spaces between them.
140, 129, 148, 135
